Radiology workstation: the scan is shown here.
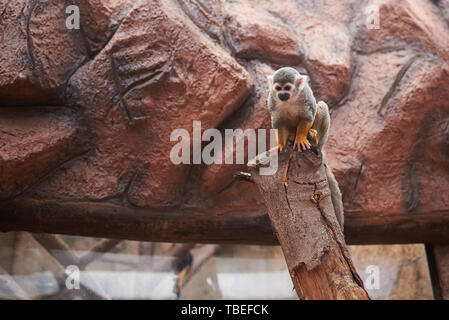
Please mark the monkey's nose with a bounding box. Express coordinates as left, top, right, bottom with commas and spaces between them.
279, 93, 290, 101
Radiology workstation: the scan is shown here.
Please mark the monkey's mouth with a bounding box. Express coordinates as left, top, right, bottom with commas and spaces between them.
278, 93, 290, 101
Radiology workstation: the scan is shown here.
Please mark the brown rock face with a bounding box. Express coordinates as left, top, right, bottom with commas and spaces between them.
59, 0, 252, 207
1, 0, 449, 243
224, 1, 302, 65
72, 0, 132, 54
0, 0, 87, 105
0, 107, 86, 200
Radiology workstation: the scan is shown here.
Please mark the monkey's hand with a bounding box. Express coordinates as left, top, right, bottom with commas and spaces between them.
293, 134, 311, 151
308, 129, 319, 146
294, 122, 313, 152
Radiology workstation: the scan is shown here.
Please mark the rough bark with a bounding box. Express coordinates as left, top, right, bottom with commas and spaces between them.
248, 147, 369, 300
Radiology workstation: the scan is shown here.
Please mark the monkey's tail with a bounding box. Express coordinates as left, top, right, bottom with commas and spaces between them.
322, 151, 344, 231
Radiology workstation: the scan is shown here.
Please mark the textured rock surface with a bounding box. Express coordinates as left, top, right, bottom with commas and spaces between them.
0, 0, 87, 105
0, 107, 86, 200
1, 0, 449, 242
72, 0, 132, 54
224, 1, 302, 65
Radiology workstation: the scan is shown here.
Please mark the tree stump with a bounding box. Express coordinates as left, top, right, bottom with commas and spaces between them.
247, 147, 369, 300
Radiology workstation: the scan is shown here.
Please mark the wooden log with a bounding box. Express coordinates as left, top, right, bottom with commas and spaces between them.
248, 147, 369, 300
3, 199, 449, 245
425, 244, 449, 300
3, 200, 449, 246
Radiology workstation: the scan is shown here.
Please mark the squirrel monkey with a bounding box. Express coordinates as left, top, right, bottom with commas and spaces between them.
267, 67, 344, 229
267, 67, 316, 152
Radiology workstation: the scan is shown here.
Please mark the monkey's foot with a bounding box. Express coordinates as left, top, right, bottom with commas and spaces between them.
308, 129, 318, 145
277, 143, 286, 153
293, 135, 311, 152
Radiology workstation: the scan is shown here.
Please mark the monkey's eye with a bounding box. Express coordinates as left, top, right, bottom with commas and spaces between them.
284, 85, 291, 91
275, 86, 282, 91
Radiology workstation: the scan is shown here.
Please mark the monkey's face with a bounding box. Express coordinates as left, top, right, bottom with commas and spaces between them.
273, 82, 295, 102
268, 68, 307, 103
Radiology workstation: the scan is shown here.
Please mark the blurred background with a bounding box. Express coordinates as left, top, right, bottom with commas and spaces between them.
0, 233, 433, 300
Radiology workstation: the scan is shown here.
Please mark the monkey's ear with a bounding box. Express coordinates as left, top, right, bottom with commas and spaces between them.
296, 75, 308, 88
267, 75, 273, 87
